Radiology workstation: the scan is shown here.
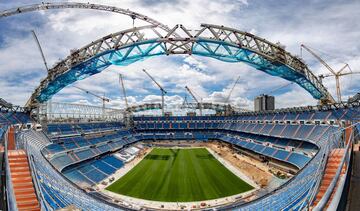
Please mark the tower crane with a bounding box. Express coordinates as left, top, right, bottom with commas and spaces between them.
185, 86, 202, 116
142, 69, 167, 116
119, 74, 129, 110
318, 70, 360, 100
319, 71, 360, 79
31, 30, 49, 72
119, 73, 133, 128
30, 30, 50, 121
73, 86, 110, 118
224, 76, 241, 104
266, 82, 294, 95
301, 44, 358, 102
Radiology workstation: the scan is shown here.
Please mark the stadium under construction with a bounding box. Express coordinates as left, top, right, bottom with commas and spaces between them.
0, 2, 359, 211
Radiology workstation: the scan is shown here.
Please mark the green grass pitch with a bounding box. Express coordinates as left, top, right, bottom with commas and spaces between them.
106, 148, 254, 202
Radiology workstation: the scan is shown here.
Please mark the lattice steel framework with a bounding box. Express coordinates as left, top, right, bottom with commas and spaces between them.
39, 102, 124, 121
25, 24, 334, 107
0, 2, 334, 107
0, 2, 175, 34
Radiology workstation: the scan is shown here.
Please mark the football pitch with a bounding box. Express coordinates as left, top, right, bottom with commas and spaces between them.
106, 148, 254, 202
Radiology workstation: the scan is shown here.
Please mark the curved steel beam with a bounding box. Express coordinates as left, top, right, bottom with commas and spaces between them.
0, 2, 175, 35
27, 24, 335, 107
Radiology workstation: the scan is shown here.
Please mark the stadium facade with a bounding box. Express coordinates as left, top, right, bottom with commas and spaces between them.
0, 2, 359, 211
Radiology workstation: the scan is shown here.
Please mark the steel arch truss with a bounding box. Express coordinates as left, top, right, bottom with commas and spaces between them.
28, 24, 334, 107
0, 2, 175, 35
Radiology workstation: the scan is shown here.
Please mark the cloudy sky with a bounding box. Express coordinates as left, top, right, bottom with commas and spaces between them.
0, 0, 359, 111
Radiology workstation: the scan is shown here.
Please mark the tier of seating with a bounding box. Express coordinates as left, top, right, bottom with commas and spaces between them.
217, 134, 311, 168
22, 131, 119, 211
135, 121, 339, 144
0, 127, 5, 140
134, 106, 359, 122
19, 108, 350, 211
63, 155, 124, 187
46, 132, 137, 171
0, 111, 31, 125
136, 130, 312, 169
133, 115, 342, 170
42, 130, 132, 156
46, 121, 124, 136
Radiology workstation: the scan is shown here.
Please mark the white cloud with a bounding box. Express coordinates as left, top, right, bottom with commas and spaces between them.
0, 0, 359, 110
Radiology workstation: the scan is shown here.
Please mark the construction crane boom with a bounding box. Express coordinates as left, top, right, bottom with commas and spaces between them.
73, 86, 110, 102
142, 69, 167, 116
142, 69, 167, 94
119, 74, 129, 109
266, 82, 294, 95
185, 86, 202, 116
225, 76, 240, 104
319, 71, 359, 79
73, 86, 110, 117
31, 30, 49, 72
301, 44, 336, 75
301, 44, 356, 103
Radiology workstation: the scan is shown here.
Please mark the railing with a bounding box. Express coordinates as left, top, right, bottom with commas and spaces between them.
312, 123, 358, 211
299, 144, 330, 210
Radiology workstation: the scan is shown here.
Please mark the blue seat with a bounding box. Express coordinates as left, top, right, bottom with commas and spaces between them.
262, 147, 276, 156
273, 150, 290, 160
287, 153, 311, 168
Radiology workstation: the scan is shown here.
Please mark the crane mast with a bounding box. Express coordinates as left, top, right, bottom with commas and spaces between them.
73, 86, 110, 118
185, 86, 202, 116
142, 69, 167, 116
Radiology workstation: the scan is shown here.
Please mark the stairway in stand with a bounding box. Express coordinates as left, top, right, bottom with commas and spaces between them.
312, 148, 346, 209
8, 150, 40, 211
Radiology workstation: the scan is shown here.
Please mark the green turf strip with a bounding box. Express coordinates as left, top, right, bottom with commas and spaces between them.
106, 148, 253, 202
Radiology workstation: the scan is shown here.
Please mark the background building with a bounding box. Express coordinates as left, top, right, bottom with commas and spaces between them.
254, 94, 275, 111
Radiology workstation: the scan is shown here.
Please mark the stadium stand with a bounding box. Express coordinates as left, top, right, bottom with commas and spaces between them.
46, 122, 124, 137
22, 130, 119, 211
0, 111, 31, 125
62, 155, 124, 187
1, 104, 358, 210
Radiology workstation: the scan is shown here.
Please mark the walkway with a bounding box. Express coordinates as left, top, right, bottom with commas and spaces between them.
8, 150, 40, 211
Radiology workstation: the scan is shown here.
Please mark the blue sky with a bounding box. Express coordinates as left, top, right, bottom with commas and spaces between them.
0, 0, 359, 110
